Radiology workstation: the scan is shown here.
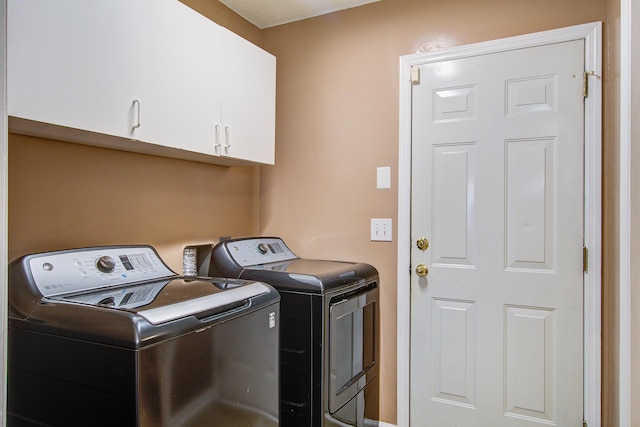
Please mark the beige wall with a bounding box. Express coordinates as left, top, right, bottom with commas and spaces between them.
603, 0, 621, 425
179, 0, 261, 46
8, 134, 260, 271
259, 0, 610, 424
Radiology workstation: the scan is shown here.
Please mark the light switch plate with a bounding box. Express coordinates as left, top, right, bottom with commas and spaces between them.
376, 167, 391, 189
371, 218, 392, 241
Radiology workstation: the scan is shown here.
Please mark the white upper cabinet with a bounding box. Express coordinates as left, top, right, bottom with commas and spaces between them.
136, 0, 222, 156
7, 0, 276, 166
218, 27, 276, 165
8, 0, 143, 139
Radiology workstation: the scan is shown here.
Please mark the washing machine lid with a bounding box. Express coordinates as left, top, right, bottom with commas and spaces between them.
9, 245, 277, 348
211, 237, 379, 293
51, 277, 270, 324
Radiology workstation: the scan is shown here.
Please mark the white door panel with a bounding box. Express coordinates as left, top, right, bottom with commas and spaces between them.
432, 143, 476, 267
410, 40, 584, 426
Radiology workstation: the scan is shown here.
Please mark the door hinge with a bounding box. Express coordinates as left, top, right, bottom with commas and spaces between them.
410, 66, 420, 84
583, 72, 589, 98
583, 420, 588, 427
583, 246, 588, 273
583, 71, 600, 98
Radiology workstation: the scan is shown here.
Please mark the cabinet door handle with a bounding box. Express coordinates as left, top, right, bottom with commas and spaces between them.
214, 123, 222, 153
224, 125, 232, 149
132, 99, 142, 129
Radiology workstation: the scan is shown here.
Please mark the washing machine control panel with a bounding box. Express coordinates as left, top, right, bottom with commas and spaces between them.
28, 246, 175, 297
225, 238, 298, 267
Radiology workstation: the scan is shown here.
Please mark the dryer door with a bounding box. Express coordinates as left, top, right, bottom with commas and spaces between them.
328, 283, 378, 413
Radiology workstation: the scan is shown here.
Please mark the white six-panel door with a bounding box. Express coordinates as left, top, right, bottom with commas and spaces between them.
409, 40, 585, 426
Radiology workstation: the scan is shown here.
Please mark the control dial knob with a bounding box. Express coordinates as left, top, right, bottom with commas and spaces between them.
257, 243, 270, 254
96, 256, 117, 273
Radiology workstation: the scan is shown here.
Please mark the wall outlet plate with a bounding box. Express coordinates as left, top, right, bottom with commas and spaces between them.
376, 167, 391, 189
371, 218, 392, 241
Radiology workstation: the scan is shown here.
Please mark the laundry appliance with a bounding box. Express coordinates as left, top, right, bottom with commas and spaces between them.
8, 245, 280, 427
207, 237, 379, 427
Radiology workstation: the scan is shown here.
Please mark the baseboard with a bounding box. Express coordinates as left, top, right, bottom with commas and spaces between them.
365, 419, 397, 427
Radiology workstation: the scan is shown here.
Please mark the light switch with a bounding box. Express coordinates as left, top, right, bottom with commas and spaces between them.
377, 167, 391, 189
371, 218, 392, 241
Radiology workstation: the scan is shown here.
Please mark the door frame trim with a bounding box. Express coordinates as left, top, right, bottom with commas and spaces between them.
397, 22, 602, 427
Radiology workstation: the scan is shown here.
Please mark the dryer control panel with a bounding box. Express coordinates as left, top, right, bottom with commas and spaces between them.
27, 246, 175, 297
224, 238, 298, 267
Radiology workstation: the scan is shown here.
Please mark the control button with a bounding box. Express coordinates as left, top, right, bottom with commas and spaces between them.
96, 256, 117, 273
42, 262, 54, 272
257, 243, 269, 254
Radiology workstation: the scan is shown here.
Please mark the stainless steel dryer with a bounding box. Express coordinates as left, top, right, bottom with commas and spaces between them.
207, 237, 379, 427
8, 245, 280, 427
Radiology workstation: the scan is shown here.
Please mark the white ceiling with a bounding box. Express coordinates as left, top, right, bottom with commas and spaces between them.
219, 0, 381, 29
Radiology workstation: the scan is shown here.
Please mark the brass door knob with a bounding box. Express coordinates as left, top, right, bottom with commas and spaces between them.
416, 263, 429, 277
416, 237, 429, 250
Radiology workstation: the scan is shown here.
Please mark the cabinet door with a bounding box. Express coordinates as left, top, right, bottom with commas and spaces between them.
137, 0, 222, 156
219, 28, 276, 165
7, 0, 142, 138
